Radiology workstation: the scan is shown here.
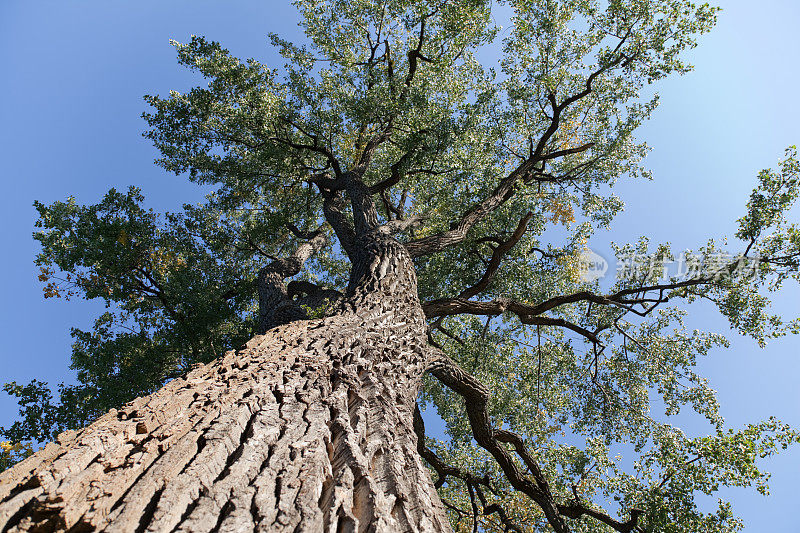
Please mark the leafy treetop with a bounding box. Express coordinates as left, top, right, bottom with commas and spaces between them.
4, 1, 800, 531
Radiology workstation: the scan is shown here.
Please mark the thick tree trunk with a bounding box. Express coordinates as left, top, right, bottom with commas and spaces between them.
0, 237, 451, 532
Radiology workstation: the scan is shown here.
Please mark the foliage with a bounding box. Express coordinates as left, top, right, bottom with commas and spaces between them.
0, 441, 32, 472
4, 0, 799, 531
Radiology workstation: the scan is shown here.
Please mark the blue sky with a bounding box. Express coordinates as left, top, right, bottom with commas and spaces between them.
1, 1, 798, 530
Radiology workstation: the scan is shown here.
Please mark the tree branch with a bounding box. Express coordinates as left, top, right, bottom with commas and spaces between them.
423, 297, 602, 345
426, 349, 570, 532
427, 349, 645, 533
256, 224, 329, 333
272, 118, 344, 179
414, 406, 524, 532
459, 212, 533, 300
321, 188, 356, 258
405, 34, 637, 259
378, 213, 428, 235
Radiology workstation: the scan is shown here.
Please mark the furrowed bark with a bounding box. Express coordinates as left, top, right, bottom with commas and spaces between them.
0, 234, 451, 533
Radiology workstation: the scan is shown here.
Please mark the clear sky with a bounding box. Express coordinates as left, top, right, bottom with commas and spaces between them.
1, 1, 798, 530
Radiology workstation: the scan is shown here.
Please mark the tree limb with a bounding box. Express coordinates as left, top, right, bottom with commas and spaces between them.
321, 188, 356, 259
423, 297, 602, 344
459, 212, 533, 300
405, 34, 637, 259
257, 224, 329, 333
427, 349, 644, 533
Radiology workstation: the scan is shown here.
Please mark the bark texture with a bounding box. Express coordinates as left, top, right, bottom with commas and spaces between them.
0, 236, 451, 532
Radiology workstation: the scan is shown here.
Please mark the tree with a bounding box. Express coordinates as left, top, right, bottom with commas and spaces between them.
1, 0, 799, 530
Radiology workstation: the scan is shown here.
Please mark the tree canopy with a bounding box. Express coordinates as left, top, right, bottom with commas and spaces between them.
3, 0, 800, 531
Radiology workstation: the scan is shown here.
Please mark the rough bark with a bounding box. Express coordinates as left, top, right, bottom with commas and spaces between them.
0, 235, 451, 532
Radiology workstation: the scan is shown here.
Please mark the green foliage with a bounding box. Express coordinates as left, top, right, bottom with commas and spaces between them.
0, 440, 32, 472
422, 145, 800, 530
8, 187, 258, 437
4, 1, 799, 531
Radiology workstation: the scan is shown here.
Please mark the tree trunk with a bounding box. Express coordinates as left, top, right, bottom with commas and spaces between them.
0, 236, 451, 532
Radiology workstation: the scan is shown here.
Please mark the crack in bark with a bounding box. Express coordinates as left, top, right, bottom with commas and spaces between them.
135, 486, 164, 533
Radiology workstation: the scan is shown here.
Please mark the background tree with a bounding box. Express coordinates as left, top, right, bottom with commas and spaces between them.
1, 0, 799, 531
